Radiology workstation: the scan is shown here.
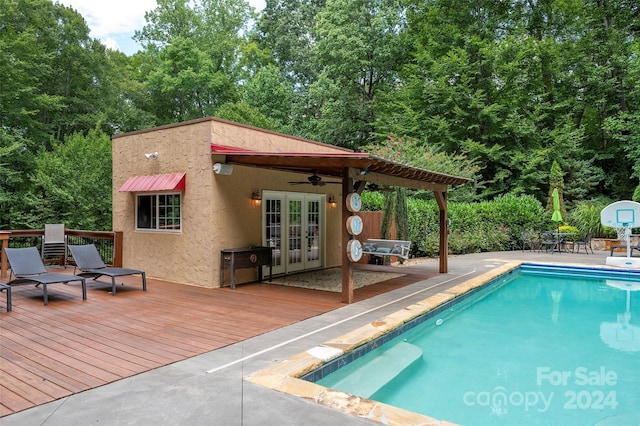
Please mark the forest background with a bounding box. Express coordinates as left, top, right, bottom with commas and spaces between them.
1, 0, 640, 237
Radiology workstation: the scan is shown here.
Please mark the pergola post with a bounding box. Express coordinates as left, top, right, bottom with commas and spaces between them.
434, 190, 448, 273
341, 169, 354, 303
0, 231, 9, 280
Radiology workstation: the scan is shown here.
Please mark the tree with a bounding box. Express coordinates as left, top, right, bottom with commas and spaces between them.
364, 135, 483, 202
307, 0, 407, 149
26, 129, 113, 230
241, 64, 296, 133
1, 0, 141, 228
254, 0, 325, 90
134, 0, 253, 124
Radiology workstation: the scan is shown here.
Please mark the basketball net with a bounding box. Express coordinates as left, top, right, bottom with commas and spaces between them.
613, 224, 632, 242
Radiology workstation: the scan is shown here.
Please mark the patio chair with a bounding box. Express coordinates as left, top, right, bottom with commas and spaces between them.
573, 232, 594, 254
5, 247, 87, 305
68, 244, 146, 295
537, 231, 560, 253
41, 223, 67, 267
610, 243, 640, 256
520, 230, 539, 251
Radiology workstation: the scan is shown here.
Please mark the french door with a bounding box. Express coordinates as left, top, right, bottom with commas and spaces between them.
263, 191, 324, 275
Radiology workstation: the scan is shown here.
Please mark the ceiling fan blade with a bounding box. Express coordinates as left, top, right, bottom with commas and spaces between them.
366, 183, 394, 192
288, 170, 340, 186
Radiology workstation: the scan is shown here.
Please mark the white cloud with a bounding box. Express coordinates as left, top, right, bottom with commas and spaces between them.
59, 0, 156, 37
101, 37, 120, 51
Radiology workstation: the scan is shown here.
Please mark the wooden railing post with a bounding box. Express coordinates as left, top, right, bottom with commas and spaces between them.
113, 231, 123, 267
0, 231, 10, 280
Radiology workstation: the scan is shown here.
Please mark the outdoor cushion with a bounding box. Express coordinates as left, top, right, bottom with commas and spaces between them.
363, 243, 377, 252
391, 244, 403, 254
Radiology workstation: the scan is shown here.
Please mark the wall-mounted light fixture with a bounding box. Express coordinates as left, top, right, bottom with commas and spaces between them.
328, 195, 337, 208
145, 152, 158, 160
251, 190, 262, 207
213, 163, 233, 175
360, 168, 368, 176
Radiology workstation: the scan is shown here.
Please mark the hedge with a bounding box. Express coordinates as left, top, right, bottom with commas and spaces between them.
362, 193, 551, 257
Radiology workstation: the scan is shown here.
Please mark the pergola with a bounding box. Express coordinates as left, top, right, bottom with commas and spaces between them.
213, 145, 472, 303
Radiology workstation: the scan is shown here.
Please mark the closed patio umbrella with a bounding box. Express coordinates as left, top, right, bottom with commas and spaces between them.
551, 188, 562, 224
550, 188, 563, 252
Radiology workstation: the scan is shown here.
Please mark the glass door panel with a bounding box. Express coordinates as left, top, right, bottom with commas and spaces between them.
262, 191, 324, 275
306, 197, 322, 269
287, 196, 304, 272
264, 196, 283, 275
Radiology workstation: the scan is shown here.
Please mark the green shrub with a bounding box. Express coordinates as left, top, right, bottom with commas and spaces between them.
362, 192, 601, 257
403, 194, 547, 257
570, 202, 616, 238
559, 225, 581, 241
361, 191, 385, 211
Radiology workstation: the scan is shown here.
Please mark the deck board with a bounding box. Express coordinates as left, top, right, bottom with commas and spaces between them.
0, 264, 437, 417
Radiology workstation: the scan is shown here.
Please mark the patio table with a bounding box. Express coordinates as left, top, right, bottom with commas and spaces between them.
545, 232, 575, 253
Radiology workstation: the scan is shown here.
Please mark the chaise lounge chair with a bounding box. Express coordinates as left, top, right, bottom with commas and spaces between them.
69, 244, 147, 295
5, 247, 87, 305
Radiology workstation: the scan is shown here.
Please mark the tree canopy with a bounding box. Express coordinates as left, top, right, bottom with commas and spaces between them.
2, 0, 640, 229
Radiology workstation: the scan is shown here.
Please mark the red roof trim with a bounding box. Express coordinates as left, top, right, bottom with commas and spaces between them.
210, 143, 254, 153
119, 173, 186, 192
211, 143, 369, 158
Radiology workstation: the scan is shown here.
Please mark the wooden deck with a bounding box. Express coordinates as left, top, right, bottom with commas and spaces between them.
0, 264, 437, 417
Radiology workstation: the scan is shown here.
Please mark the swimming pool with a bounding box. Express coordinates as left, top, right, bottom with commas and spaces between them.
245, 262, 640, 425
309, 264, 640, 425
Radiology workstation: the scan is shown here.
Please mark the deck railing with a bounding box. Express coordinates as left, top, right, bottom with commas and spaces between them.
0, 230, 123, 279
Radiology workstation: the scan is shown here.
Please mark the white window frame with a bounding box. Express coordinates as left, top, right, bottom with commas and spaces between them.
135, 192, 182, 232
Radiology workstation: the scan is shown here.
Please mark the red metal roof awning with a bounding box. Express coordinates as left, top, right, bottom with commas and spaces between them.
119, 173, 186, 192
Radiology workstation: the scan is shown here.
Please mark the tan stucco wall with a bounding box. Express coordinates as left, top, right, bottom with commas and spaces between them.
113, 118, 345, 288
209, 119, 352, 154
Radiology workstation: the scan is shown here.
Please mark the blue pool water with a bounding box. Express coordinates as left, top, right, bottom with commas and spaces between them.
313, 265, 640, 425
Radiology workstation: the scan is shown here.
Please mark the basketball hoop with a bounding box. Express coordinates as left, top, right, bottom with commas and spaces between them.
602, 201, 640, 266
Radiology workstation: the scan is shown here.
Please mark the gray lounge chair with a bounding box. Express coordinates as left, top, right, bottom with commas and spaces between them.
69, 244, 146, 295
5, 247, 87, 305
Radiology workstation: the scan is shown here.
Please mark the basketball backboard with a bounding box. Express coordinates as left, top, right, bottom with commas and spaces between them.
601, 200, 640, 228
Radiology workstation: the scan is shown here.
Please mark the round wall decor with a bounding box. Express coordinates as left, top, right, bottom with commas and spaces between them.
346, 239, 363, 262
346, 193, 362, 212
346, 215, 363, 236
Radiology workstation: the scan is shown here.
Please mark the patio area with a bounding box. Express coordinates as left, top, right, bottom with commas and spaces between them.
0, 249, 616, 425
0, 263, 438, 417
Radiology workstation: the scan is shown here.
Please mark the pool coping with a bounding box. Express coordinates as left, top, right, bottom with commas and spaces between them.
245, 261, 525, 425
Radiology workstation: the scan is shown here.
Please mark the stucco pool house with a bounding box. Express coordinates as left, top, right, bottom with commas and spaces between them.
112, 117, 471, 303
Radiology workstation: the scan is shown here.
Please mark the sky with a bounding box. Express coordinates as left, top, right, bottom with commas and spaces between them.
58, 0, 266, 56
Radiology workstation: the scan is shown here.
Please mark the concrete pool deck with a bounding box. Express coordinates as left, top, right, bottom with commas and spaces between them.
1, 249, 623, 426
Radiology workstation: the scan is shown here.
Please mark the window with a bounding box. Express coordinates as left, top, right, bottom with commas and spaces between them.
136, 193, 181, 231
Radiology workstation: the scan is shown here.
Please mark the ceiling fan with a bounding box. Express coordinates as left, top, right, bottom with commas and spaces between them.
365, 183, 394, 192
288, 170, 340, 186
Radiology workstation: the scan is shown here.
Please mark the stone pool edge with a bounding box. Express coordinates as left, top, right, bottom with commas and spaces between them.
245, 261, 524, 426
